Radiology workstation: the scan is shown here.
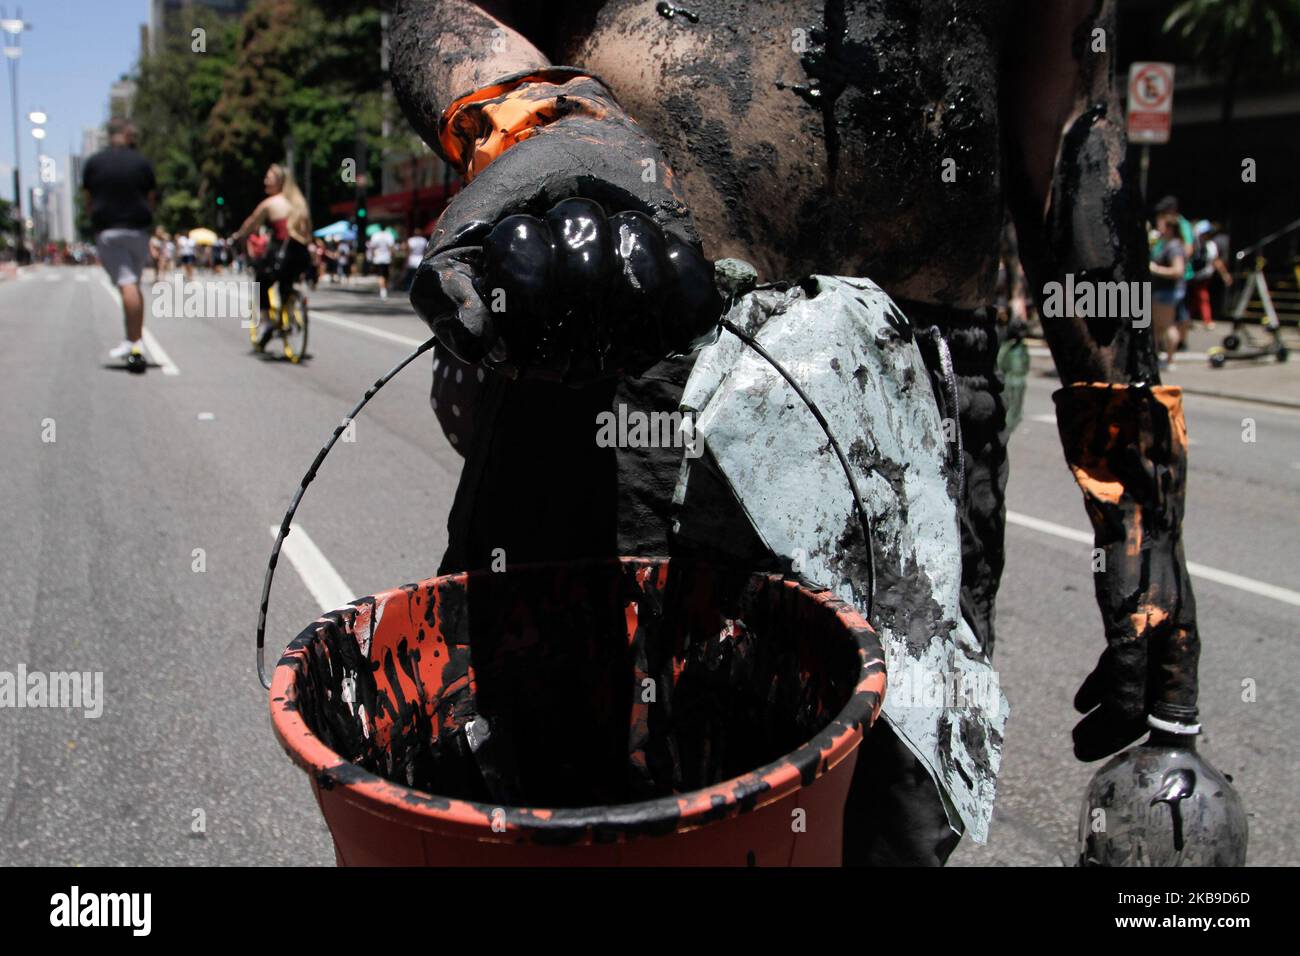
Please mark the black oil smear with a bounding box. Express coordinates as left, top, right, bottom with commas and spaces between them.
656, 2, 700, 23
290, 565, 862, 810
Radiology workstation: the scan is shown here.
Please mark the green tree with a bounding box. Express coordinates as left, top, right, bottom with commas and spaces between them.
0, 197, 12, 252
204, 0, 387, 231
132, 8, 238, 233
1165, 0, 1300, 128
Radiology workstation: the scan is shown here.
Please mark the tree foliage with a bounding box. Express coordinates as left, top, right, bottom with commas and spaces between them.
131, 0, 389, 235
1165, 0, 1300, 78
1164, 0, 1300, 125
131, 8, 238, 234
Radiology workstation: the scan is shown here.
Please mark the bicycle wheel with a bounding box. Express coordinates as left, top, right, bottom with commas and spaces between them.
283, 292, 308, 363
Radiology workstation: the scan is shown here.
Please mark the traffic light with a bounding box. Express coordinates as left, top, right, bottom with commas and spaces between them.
216, 196, 224, 207
357, 206, 367, 219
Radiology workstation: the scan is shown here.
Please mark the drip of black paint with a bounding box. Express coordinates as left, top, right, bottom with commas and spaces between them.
656, 2, 699, 23
779, 0, 852, 177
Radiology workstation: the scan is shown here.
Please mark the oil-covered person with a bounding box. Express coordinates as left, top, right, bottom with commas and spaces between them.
393, 0, 1203, 865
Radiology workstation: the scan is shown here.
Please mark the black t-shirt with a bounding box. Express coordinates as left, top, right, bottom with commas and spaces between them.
82, 146, 156, 232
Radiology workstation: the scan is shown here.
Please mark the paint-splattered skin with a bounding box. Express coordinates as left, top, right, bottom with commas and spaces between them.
391, 0, 1199, 767
393, 0, 1146, 375
567, 0, 1009, 309
399, 0, 1009, 308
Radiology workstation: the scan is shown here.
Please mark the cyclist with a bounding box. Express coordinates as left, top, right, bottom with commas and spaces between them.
231, 164, 313, 349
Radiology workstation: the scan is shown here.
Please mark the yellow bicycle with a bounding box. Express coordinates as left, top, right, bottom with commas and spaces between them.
252, 279, 310, 363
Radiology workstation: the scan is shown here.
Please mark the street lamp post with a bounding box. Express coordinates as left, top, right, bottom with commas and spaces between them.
29, 112, 43, 249
2, 7, 29, 260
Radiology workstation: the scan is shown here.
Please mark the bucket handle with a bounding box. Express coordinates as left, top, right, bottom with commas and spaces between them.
257, 336, 438, 689
718, 317, 876, 618
258, 304, 883, 686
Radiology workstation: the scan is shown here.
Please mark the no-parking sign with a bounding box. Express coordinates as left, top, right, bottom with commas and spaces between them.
1127, 62, 1175, 144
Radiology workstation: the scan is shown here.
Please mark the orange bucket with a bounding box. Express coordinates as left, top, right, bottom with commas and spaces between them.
270, 558, 885, 865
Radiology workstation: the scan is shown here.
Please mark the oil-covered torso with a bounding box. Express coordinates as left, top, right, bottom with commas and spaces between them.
559, 0, 1013, 308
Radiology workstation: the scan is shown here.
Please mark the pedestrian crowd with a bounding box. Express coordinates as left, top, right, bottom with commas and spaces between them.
1149, 195, 1235, 371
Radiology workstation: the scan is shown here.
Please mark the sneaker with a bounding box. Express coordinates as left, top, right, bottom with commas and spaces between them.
125, 347, 147, 375
108, 341, 134, 361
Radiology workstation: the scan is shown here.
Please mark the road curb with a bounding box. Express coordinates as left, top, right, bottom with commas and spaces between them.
1172, 386, 1300, 411
1026, 348, 1300, 411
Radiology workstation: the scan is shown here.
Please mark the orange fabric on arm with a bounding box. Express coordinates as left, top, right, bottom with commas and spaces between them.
438, 72, 612, 182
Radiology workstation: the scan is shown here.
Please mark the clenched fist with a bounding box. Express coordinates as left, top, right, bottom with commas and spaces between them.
409, 72, 721, 385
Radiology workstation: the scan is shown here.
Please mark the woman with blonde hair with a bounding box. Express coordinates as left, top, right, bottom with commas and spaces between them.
231, 163, 314, 347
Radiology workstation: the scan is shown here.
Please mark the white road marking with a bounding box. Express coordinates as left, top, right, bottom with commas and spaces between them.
140, 328, 180, 376
74, 273, 89, 283
1029, 414, 1057, 425
311, 309, 424, 347
270, 524, 355, 613
197, 412, 215, 421
1007, 510, 1300, 608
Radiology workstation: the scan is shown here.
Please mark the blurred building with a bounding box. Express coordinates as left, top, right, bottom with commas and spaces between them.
148, 0, 250, 55
109, 78, 137, 119
81, 126, 107, 159
28, 179, 71, 247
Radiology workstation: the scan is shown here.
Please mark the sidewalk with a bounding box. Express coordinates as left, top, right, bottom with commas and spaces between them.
1028, 322, 1300, 409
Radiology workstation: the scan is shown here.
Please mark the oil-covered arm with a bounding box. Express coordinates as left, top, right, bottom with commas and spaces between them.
390, 0, 550, 150
1002, 0, 1201, 761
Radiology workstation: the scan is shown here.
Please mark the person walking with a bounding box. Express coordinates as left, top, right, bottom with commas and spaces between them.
177, 232, 197, 281
82, 118, 157, 374
367, 227, 395, 299
335, 239, 352, 284
1187, 220, 1233, 330
1150, 208, 1187, 370
400, 228, 427, 292
147, 228, 164, 282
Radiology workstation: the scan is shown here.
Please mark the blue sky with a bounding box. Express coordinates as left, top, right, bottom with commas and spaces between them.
1, 0, 149, 199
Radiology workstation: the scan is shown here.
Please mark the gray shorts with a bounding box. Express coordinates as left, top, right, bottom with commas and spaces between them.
96, 229, 151, 287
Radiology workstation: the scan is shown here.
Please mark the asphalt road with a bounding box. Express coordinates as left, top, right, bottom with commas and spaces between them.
1, 266, 1296, 866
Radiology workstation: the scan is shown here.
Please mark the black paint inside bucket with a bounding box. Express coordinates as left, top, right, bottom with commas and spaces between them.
286, 560, 859, 809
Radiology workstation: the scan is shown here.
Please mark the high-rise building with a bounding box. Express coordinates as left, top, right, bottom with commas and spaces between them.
109, 78, 137, 119
81, 126, 107, 159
